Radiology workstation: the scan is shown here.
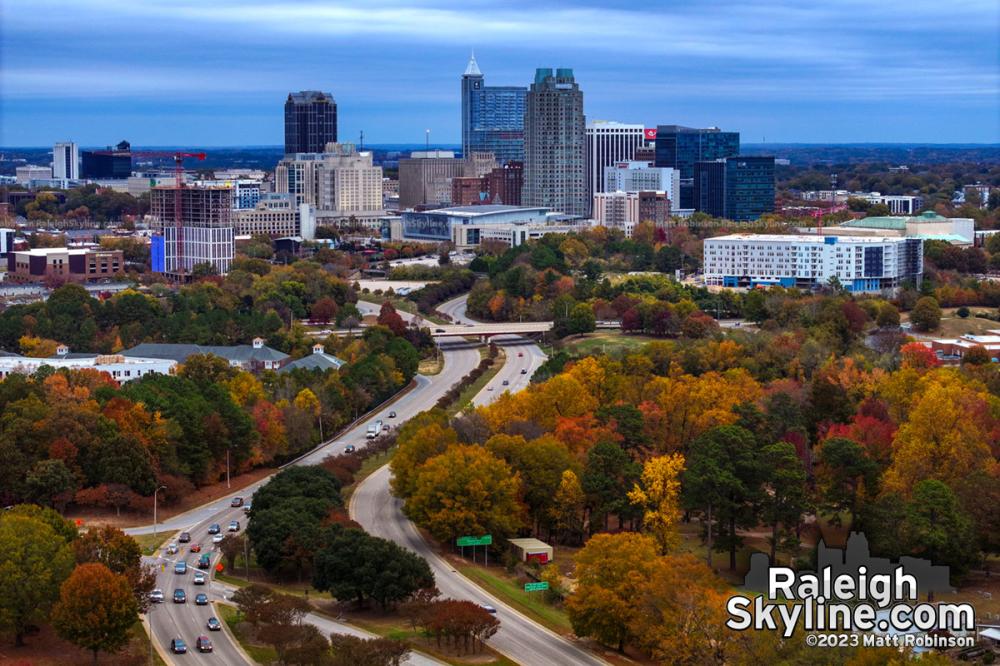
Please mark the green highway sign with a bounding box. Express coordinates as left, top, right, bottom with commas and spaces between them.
456, 535, 492, 547
524, 582, 549, 592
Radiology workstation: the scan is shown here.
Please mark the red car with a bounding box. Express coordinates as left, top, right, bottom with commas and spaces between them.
190, 543, 201, 553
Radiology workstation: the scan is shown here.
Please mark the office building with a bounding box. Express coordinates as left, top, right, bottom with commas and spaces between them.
865, 193, 922, 215
451, 177, 488, 206
703, 234, 923, 293
461, 54, 527, 165
395, 204, 549, 245
6, 247, 125, 283
15, 165, 52, 185
0, 352, 176, 383
398, 151, 469, 208
586, 121, 645, 202
824, 211, 974, 245
634, 145, 656, 163
285, 91, 337, 155
592, 191, 670, 237
149, 186, 234, 276
693, 156, 775, 221
0, 228, 15, 258
604, 161, 679, 206
53, 142, 79, 180
195, 179, 262, 209
275, 143, 383, 213
81, 141, 132, 179
233, 194, 317, 240
523, 68, 586, 217
485, 161, 523, 206
654, 126, 739, 208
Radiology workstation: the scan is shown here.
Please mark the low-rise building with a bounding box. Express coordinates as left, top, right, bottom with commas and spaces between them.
592, 190, 670, 237
928, 332, 1000, 364
279, 343, 346, 373
811, 211, 975, 245
16, 165, 53, 184
6, 247, 125, 283
122, 337, 289, 372
395, 205, 550, 245
232, 194, 316, 240
0, 350, 175, 382
704, 233, 923, 293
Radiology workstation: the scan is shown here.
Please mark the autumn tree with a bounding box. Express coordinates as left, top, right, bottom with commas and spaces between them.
329, 633, 410, 666
910, 296, 941, 331
549, 470, 586, 544
759, 442, 810, 562
390, 416, 458, 498
566, 532, 659, 652
52, 563, 138, 664
628, 454, 685, 554
73, 525, 155, 612
0, 514, 76, 646
486, 433, 574, 533
815, 437, 878, 530
404, 444, 524, 543
582, 441, 641, 532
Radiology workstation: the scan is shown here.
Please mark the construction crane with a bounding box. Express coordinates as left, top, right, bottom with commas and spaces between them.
93, 149, 206, 276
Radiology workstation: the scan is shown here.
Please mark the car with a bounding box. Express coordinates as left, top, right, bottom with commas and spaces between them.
520, 368, 527, 374
435, 328, 445, 333
170, 638, 187, 654
207, 523, 221, 535
243, 502, 252, 514
231, 497, 244, 508
388, 411, 396, 418
228, 520, 240, 532
166, 543, 178, 555
190, 543, 202, 553
195, 593, 209, 605
518, 352, 524, 357
502, 380, 509, 386
212, 533, 225, 544
382, 424, 390, 431
173, 589, 186, 604
481, 604, 497, 614
174, 561, 187, 574
344, 444, 356, 453
178, 532, 191, 543
196, 635, 213, 653
149, 589, 165, 603
193, 571, 206, 585
207, 617, 222, 631
199, 553, 212, 569
487, 386, 494, 391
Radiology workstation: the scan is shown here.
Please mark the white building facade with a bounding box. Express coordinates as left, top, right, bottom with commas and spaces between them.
0, 354, 176, 382
275, 143, 383, 213
52, 142, 79, 180
704, 234, 923, 293
233, 196, 316, 240
585, 121, 646, 201
603, 161, 679, 205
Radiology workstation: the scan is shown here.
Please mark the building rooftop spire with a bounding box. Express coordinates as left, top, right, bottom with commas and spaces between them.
464, 50, 482, 77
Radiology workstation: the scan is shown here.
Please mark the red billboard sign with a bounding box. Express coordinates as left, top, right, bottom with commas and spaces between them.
644, 128, 657, 140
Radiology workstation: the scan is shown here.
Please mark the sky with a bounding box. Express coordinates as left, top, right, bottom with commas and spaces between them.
1, 0, 998, 146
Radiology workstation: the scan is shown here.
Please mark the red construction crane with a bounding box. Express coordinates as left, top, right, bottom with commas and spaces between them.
94, 149, 206, 276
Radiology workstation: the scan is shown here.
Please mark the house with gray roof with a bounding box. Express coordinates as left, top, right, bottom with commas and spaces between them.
279, 343, 346, 374
122, 337, 289, 372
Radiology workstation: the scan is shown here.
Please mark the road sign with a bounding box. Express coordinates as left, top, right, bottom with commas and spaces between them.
524, 582, 549, 592
456, 535, 492, 547
215, 563, 224, 572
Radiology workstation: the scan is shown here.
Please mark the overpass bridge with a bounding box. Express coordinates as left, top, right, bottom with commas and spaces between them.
430, 322, 553, 338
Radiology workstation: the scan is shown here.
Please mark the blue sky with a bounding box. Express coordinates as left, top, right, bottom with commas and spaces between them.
1, 0, 998, 146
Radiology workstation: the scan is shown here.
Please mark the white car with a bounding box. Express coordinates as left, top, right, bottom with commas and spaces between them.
193, 571, 206, 585
149, 589, 165, 603
212, 533, 225, 544
166, 543, 178, 555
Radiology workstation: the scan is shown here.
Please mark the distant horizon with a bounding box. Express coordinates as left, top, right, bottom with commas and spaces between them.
3, 142, 999, 150
2, 1, 997, 145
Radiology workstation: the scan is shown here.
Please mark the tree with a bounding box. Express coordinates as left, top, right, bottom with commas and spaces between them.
51, 563, 138, 664
627, 454, 685, 554
566, 532, 659, 652
389, 415, 456, 498
582, 441, 640, 532
549, 470, 586, 544
405, 445, 524, 544
900, 480, 979, 576
910, 296, 941, 331
329, 633, 410, 666
312, 527, 434, 609
220, 533, 245, 572
377, 302, 407, 337
485, 434, 573, 533
759, 442, 809, 562
875, 302, 900, 328
0, 514, 75, 646
815, 437, 878, 530
421, 600, 499, 655
73, 525, 155, 613
683, 426, 762, 570
25, 459, 78, 509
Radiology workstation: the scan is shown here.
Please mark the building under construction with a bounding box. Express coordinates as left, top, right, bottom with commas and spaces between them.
150, 185, 234, 276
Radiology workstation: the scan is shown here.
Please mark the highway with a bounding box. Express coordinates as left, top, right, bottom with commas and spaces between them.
132, 302, 479, 664
351, 296, 608, 665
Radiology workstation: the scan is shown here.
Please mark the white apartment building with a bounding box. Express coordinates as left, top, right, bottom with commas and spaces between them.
703, 234, 923, 293
16, 165, 52, 185
0, 352, 176, 383
591, 190, 670, 237
604, 161, 679, 206
233, 195, 316, 240
275, 143, 383, 213
52, 142, 79, 180
585, 121, 645, 200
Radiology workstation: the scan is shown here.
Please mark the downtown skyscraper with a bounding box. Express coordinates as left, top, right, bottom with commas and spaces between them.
284, 91, 338, 155
523, 68, 586, 217
654, 125, 739, 209
461, 54, 527, 165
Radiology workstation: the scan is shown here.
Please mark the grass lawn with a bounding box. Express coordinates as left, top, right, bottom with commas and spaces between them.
932, 308, 1000, 338
358, 294, 448, 325
218, 603, 278, 665
418, 355, 443, 375
133, 531, 169, 555
344, 611, 517, 666
454, 563, 573, 634
447, 348, 505, 416
563, 332, 658, 358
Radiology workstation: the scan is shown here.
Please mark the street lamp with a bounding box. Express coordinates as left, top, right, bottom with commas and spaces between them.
152, 485, 167, 539
226, 447, 231, 490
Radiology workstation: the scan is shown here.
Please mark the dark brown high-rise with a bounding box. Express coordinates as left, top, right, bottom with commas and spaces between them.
284, 91, 337, 155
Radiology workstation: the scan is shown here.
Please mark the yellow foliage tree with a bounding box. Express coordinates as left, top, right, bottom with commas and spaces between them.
19, 335, 59, 358
292, 388, 321, 417
226, 372, 265, 408
628, 454, 685, 553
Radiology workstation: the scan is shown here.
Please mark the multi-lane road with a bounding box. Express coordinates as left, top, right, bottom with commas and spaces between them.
132, 292, 605, 665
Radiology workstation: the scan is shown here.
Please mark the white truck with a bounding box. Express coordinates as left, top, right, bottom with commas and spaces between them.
366, 419, 383, 439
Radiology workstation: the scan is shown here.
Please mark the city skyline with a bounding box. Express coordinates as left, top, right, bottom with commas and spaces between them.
1, 0, 999, 146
